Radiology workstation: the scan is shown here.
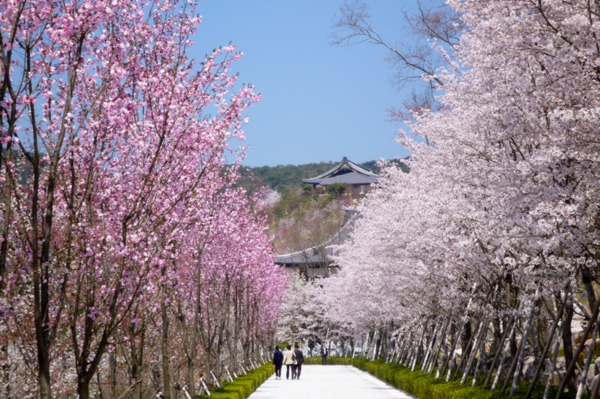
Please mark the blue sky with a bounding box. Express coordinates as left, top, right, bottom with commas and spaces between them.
192, 1, 420, 167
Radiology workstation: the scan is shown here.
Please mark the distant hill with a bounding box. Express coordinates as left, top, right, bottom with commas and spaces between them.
238, 158, 408, 193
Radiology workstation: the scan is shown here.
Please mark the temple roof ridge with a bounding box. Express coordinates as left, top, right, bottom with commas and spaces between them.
302, 157, 379, 186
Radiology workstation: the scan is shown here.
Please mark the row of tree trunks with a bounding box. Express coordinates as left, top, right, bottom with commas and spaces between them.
364, 276, 600, 398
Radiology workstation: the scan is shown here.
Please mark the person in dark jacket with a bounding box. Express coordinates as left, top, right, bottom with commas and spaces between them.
273, 346, 283, 379
293, 344, 304, 379
320, 344, 328, 365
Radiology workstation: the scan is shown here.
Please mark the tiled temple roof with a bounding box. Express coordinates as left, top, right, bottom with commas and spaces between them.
302, 157, 379, 187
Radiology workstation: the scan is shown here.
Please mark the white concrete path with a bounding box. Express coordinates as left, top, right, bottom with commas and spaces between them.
248, 365, 415, 399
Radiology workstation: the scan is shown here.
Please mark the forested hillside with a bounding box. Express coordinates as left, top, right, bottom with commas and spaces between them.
237, 158, 408, 254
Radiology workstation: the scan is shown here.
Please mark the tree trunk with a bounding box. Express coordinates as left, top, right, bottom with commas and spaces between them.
188, 248, 204, 398
445, 321, 465, 381
38, 355, 51, 399
576, 324, 597, 399
423, 320, 440, 372
110, 351, 117, 398
454, 320, 478, 381
492, 322, 516, 391
129, 318, 145, 399
544, 328, 563, 399
131, 353, 142, 399
556, 292, 600, 398
462, 317, 486, 384
412, 321, 428, 371
187, 358, 195, 397
562, 295, 577, 393
0, 135, 13, 294
501, 327, 525, 394
1, 341, 9, 398
510, 290, 540, 396
77, 380, 90, 399
525, 298, 566, 399
582, 267, 597, 315
510, 326, 518, 357
452, 320, 472, 379
462, 321, 472, 364
485, 315, 514, 388
161, 280, 171, 399
492, 317, 502, 358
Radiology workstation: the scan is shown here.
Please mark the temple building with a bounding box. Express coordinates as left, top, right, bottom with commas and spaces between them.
302, 157, 379, 195
275, 207, 356, 278
275, 156, 378, 278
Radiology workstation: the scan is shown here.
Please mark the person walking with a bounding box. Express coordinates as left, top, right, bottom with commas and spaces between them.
320, 344, 328, 365
293, 344, 304, 379
273, 346, 283, 380
282, 344, 296, 380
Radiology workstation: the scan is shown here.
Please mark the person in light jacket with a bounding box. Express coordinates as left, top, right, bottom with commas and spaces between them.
282, 344, 296, 380
273, 346, 283, 380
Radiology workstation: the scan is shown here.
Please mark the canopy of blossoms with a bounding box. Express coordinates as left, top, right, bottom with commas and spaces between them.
0, 1, 286, 398
321, 1, 600, 396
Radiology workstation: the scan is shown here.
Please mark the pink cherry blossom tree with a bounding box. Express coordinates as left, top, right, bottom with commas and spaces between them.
0, 1, 284, 398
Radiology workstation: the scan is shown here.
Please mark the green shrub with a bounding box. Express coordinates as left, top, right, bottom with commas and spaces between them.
350, 358, 580, 399
221, 384, 245, 399
303, 356, 353, 365
326, 183, 347, 197
234, 377, 257, 392
205, 393, 238, 399
198, 363, 274, 399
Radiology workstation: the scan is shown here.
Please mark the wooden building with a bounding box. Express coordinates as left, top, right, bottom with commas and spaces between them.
275, 158, 376, 277
274, 209, 356, 278
302, 157, 379, 195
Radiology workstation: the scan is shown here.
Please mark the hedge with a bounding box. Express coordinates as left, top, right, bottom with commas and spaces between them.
303, 356, 353, 365
351, 358, 580, 399
198, 363, 274, 399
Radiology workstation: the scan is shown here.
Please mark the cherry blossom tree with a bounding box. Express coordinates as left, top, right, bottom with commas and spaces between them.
0, 1, 284, 398
326, 0, 600, 395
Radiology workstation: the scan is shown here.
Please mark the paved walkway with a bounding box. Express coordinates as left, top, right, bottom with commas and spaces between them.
248, 365, 415, 399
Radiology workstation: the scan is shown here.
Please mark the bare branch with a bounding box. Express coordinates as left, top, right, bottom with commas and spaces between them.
331, 0, 461, 113
406, 0, 464, 48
